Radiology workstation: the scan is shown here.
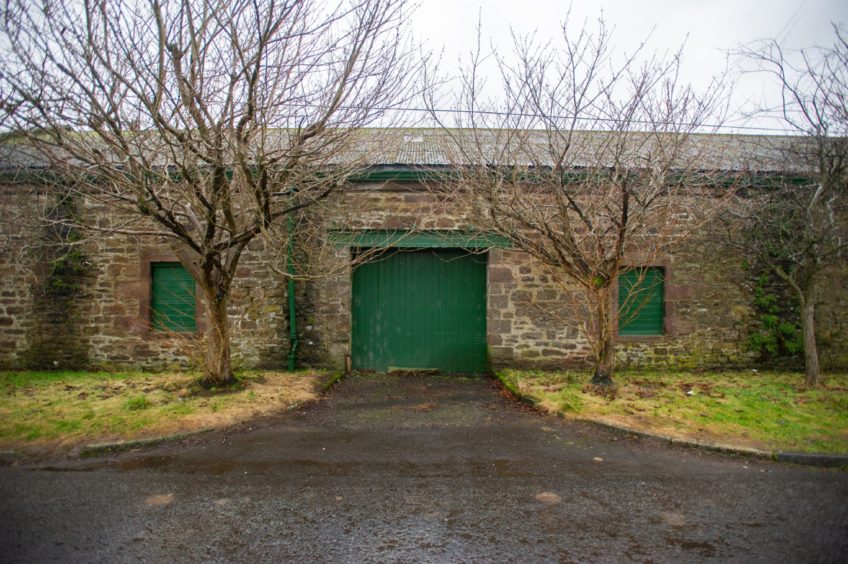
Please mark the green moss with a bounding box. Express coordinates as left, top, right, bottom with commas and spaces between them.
745, 273, 803, 366
162, 402, 195, 416
321, 371, 345, 392
0, 370, 132, 388
21, 195, 91, 370
495, 370, 536, 405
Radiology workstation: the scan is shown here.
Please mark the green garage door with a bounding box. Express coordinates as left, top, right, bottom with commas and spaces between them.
352, 249, 487, 372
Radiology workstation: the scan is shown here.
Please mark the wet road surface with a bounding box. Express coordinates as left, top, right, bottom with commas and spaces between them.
1, 373, 847, 562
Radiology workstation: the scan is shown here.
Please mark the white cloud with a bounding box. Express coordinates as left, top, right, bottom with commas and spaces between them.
412, 0, 848, 132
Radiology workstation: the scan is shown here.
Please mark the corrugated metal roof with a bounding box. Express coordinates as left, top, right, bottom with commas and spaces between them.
346, 129, 806, 172
0, 128, 810, 173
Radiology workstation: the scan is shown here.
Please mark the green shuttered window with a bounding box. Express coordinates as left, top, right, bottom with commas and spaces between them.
618, 267, 664, 336
151, 262, 196, 332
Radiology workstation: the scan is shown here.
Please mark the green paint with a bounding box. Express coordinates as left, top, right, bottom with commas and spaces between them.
0, 162, 814, 189
349, 167, 453, 183
329, 229, 511, 249
352, 249, 488, 372
618, 267, 664, 336
151, 263, 196, 332
286, 215, 298, 371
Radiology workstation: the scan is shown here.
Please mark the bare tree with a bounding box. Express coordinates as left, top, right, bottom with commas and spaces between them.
0, 0, 417, 385
425, 16, 735, 386
736, 26, 848, 388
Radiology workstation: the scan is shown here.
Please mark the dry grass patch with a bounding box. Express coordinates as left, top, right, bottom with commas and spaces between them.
0, 370, 335, 452
499, 369, 848, 454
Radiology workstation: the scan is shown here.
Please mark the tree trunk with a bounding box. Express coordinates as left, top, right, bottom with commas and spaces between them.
800, 292, 821, 388
590, 287, 616, 386
202, 285, 235, 387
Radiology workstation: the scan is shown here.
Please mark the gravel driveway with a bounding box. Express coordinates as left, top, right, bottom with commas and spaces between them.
1, 373, 846, 562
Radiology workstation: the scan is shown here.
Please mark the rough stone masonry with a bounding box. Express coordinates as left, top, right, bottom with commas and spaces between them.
1, 179, 846, 372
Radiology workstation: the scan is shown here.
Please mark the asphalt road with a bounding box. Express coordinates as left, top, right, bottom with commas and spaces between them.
1, 373, 846, 563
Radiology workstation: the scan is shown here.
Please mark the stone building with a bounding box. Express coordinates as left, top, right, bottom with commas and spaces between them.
1, 130, 846, 372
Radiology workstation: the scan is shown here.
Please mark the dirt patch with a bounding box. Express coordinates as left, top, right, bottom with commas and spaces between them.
406, 402, 438, 412
581, 383, 618, 400
634, 386, 657, 399
535, 492, 562, 504
144, 493, 175, 506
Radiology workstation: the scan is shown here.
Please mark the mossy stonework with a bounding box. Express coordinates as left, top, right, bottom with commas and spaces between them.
20, 194, 91, 369
0, 183, 42, 368
1, 179, 847, 372
0, 183, 293, 370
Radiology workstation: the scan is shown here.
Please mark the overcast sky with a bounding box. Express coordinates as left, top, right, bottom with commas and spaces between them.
411, 0, 848, 133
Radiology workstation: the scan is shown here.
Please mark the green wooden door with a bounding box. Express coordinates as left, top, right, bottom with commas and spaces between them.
352, 249, 488, 372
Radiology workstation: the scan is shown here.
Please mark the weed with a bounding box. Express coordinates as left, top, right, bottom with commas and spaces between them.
124, 395, 150, 411
555, 390, 584, 413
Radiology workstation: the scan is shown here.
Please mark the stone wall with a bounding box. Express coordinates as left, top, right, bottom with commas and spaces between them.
307, 182, 848, 371
0, 183, 43, 368
613, 230, 757, 369
812, 262, 848, 370
1, 178, 846, 372
77, 220, 292, 371
0, 184, 293, 370
485, 249, 592, 367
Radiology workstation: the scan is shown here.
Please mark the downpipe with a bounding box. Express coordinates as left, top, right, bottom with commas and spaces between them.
286, 215, 299, 371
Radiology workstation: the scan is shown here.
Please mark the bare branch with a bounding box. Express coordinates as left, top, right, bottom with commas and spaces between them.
0, 0, 419, 384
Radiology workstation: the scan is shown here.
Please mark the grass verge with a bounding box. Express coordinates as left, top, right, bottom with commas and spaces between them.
498, 369, 848, 454
0, 369, 335, 454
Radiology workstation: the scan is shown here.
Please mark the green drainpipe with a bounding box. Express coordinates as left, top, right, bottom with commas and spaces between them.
286, 215, 298, 371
